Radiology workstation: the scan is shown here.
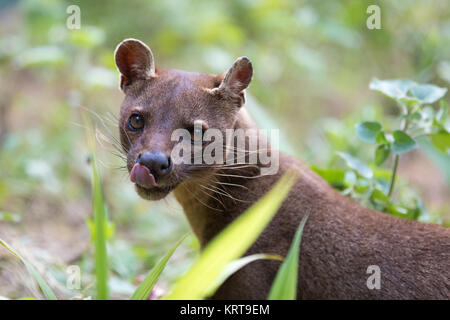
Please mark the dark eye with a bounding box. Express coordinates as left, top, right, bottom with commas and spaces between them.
128, 114, 145, 131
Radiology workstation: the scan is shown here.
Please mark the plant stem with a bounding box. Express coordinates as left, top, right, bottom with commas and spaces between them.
388, 154, 399, 197
388, 103, 410, 198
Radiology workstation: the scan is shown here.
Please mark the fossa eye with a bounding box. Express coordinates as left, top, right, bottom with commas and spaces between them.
128, 114, 145, 131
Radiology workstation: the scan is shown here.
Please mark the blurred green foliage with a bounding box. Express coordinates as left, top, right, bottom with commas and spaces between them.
0, 0, 449, 299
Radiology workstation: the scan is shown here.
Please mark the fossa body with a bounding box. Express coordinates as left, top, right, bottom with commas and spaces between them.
114, 39, 449, 299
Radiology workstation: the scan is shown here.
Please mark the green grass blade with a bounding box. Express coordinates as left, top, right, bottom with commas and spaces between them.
165, 171, 298, 300
268, 213, 309, 300
90, 154, 109, 300
130, 234, 187, 300
82, 111, 109, 300
0, 239, 57, 300
205, 253, 284, 297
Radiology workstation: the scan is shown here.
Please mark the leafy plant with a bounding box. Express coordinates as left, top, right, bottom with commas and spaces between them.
364, 79, 447, 200
366, 79, 448, 196
313, 79, 448, 222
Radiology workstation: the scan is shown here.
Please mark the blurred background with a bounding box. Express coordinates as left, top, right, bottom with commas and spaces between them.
0, 0, 449, 299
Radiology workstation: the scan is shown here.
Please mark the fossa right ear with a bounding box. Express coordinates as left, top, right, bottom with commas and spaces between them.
114, 38, 155, 90
214, 57, 253, 106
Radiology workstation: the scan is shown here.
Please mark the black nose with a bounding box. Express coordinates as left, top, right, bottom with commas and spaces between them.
137, 150, 172, 178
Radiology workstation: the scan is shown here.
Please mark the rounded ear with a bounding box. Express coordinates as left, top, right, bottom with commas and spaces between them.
218, 57, 253, 95
114, 38, 155, 90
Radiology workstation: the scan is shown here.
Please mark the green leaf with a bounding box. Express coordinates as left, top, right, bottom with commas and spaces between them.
336, 152, 373, 179
165, 172, 298, 300
369, 78, 415, 100
430, 131, 450, 154
375, 144, 390, 166
386, 204, 417, 220
91, 155, 109, 300
310, 166, 346, 188
206, 254, 283, 297
130, 235, 187, 300
376, 131, 388, 144
355, 121, 382, 143
369, 78, 447, 105
409, 84, 447, 104
392, 130, 416, 154
371, 188, 391, 204
409, 112, 422, 122
354, 178, 370, 194
268, 214, 309, 300
0, 239, 57, 300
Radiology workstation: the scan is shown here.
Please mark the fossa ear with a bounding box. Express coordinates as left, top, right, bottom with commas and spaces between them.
215, 57, 253, 106
114, 38, 155, 90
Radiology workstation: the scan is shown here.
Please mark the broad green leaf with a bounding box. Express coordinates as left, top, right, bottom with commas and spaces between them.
372, 167, 393, 181
310, 166, 346, 188
268, 214, 309, 300
409, 84, 447, 104
386, 204, 417, 220
355, 121, 382, 143
392, 130, 416, 154
206, 254, 284, 297
369, 78, 415, 100
354, 178, 371, 194
165, 172, 298, 300
130, 235, 187, 300
0, 239, 57, 300
376, 131, 388, 144
409, 112, 422, 121
430, 131, 450, 154
336, 152, 373, 179
370, 78, 447, 105
371, 188, 391, 203
375, 144, 390, 166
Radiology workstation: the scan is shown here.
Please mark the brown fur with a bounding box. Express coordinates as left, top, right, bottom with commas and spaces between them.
114, 39, 450, 299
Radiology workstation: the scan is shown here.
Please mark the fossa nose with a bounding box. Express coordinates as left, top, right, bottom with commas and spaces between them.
130, 150, 172, 188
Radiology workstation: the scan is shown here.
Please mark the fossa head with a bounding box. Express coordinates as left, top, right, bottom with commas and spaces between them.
114, 38, 253, 200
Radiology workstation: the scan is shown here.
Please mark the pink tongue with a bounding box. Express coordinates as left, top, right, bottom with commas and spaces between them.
130, 163, 157, 188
